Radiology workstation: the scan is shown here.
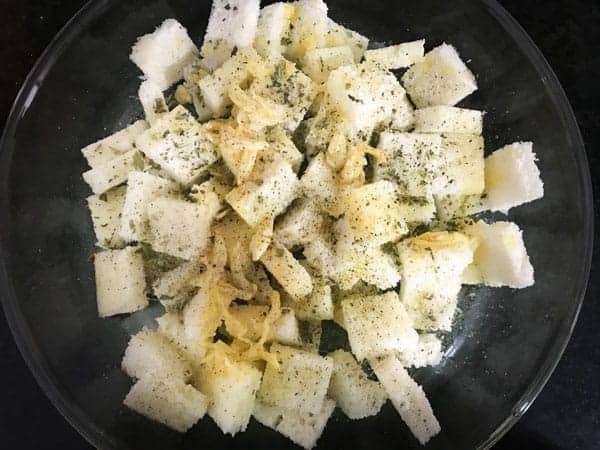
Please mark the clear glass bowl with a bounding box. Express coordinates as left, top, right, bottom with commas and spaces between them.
0, 0, 592, 449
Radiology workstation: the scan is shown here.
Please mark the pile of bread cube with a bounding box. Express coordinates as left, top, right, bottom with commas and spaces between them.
82, 0, 544, 447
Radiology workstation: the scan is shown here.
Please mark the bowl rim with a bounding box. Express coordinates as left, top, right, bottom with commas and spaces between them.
0, 0, 593, 448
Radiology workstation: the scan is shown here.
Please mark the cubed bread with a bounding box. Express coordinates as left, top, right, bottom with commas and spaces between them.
402, 43, 477, 107
94, 246, 147, 317
328, 349, 387, 419
87, 186, 126, 248
339, 180, 409, 246
119, 171, 178, 242
226, 158, 299, 227
342, 291, 418, 361
463, 220, 534, 288
81, 120, 148, 169
284, 0, 329, 62
260, 240, 313, 299
198, 47, 261, 117
376, 131, 444, 198
397, 231, 476, 331
130, 19, 199, 90
200, 0, 260, 71
254, 2, 295, 58
197, 357, 262, 435
274, 199, 323, 249
257, 343, 333, 414
253, 398, 335, 449
122, 329, 191, 380
364, 40, 425, 70
433, 133, 485, 197
327, 64, 407, 140
138, 79, 167, 125
483, 141, 544, 213
82, 149, 140, 194
371, 354, 440, 445
146, 196, 218, 260
413, 106, 483, 134
323, 19, 368, 62
291, 276, 334, 321
302, 46, 355, 83
124, 376, 207, 432
398, 333, 443, 368
300, 153, 338, 211
135, 105, 218, 186
182, 289, 220, 359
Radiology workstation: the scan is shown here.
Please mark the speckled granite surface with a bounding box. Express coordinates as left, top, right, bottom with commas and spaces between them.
0, 1, 598, 448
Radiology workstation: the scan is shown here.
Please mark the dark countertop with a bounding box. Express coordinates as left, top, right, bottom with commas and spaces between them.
1, 1, 598, 449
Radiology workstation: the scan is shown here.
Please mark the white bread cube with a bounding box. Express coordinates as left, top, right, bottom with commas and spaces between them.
463, 220, 534, 288
124, 376, 207, 432
389, 93, 416, 131
254, 2, 295, 58
364, 40, 425, 69
152, 261, 200, 300
402, 43, 477, 108
342, 291, 418, 361
302, 46, 355, 83
260, 240, 313, 299
87, 186, 126, 248
273, 307, 303, 346
484, 141, 544, 213
433, 193, 487, 221
81, 120, 148, 169
138, 79, 167, 125
343, 245, 401, 291
332, 219, 401, 290
266, 127, 304, 172
122, 330, 192, 380
82, 149, 140, 194
414, 106, 483, 134
398, 333, 443, 368
226, 158, 299, 227
371, 354, 440, 445
94, 247, 147, 317
198, 47, 260, 117
433, 133, 485, 197
284, 0, 329, 62
292, 277, 333, 321
304, 104, 341, 153
300, 153, 338, 211
130, 19, 199, 91
156, 312, 188, 351
340, 180, 409, 246
135, 105, 218, 186
258, 343, 333, 414
182, 289, 220, 358
119, 171, 178, 242
254, 398, 335, 449
327, 64, 406, 139
274, 198, 323, 249
376, 131, 444, 198
197, 357, 262, 435
324, 19, 368, 63
200, 0, 260, 71
397, 231, 476, 331
397, 197, 437, 224
303, 234, 350, 281
328, 349, 387, 419
242, 61, 316, 132
146, 197, 218, 260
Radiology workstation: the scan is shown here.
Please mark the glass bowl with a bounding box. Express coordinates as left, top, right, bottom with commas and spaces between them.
0, 0, 592, 448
